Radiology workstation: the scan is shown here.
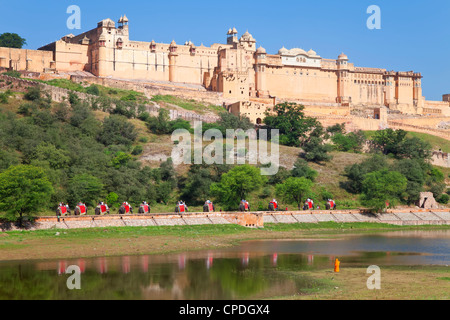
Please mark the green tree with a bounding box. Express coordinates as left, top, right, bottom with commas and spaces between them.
110, 152, 132, 169
98, 115, 137, 146
217, 112, 253, 133
437, 193, 449, 204
0, 149, 20, 173
106, 192, 119, 208
291, 158, 318, 181
370, 129, 431, 161
210, 164, 267, 209
393, 159, 426, 204
263, 102, 320, 147
396, 137, 432, 160
301, 124, 333, 163
67, 174, 104, 207
156, 181, 173, 205
0, 165, 53, 222
275, 177, 313, 208
426, 167, 446, 199
31, 142, 71, 170
332, 131, 366, 153
181, 164, 214, 205
360, 169, 408, 212
0, 33, 26, 48
302, 137, 333, 163
343, 154, 389, 194
326, 123, 346, 136
147, 109, 171, 134
160, 158, 177, 188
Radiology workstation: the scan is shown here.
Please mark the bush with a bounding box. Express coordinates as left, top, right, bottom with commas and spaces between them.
139, 137, 148, 143
0, 92, 8, 104
24, 86, 42, 101
120, 92, 138, 101
85, 85, 100, 96
3, 70, 21, 78
131, 145, 143, 156
437, 194, 449, 204
137, 111, 150, 122
98, 115, 137, 146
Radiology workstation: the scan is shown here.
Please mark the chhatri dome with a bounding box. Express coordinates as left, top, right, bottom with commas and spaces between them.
338, 52, 348, 60
256, 46, 266, 54
278, 46, 288, 55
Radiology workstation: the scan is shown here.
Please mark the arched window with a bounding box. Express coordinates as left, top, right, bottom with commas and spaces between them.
116, 38, 123, 49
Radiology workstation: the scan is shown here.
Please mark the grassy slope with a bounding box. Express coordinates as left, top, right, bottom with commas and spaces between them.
150, 94, 224, 115
364, 130, 450, 153
29, 78, 225, 115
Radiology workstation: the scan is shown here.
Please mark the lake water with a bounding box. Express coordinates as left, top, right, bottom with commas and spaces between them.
0, 230, 449, 300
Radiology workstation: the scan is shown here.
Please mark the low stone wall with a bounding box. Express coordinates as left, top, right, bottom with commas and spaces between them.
70, 75, 235, 107
1, 209, 449, 232
263, 209, 450, 226
0, 74, 97, 103
0, 212, 264, 232
0, 74, 220, 124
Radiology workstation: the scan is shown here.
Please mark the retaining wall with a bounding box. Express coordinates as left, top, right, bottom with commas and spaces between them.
1, 209, 449, 232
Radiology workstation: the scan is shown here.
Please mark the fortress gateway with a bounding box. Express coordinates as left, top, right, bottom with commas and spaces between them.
2, 16, 448, 124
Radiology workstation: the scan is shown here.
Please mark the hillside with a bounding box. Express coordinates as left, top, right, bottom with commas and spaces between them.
0, 78, 449, 218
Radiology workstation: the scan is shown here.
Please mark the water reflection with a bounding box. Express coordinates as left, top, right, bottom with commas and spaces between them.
0, 231, 449, 300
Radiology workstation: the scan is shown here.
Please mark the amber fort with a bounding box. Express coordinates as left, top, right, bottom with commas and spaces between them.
1, 15, 449, 132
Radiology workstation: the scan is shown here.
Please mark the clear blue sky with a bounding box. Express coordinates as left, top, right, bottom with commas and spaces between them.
1, 0, 449, 100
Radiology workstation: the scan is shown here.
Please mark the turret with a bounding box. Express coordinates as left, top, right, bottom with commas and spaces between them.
239, 30, 256, 51
337, 53, 350, 104
169, 40, 178, 82
227, 27, 238, 46
255, 47, 267, 96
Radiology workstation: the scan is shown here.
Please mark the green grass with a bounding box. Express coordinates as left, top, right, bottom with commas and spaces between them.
150, 94, 224, 115
263, 222, 450, 233
2, 224, 251, 240
26, 78, 150, 103
406, 131, 450, 153
4, 222, 450, 240
364, 130, 450, 152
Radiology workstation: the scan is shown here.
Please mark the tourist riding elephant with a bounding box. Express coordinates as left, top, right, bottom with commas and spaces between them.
268, 200, 278, 212
175, 201, 188, 214
138, 202, 150, 214
95, 202, 110, 215
203, 200, 215, 213
74, 203, 87, 216
118, 202, 133, 215
326, 199, 337, 210
239, 200, 250, 212
56, 203, 70, 217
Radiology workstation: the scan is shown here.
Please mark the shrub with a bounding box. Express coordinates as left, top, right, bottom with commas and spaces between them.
437, 194, 449, 204
85, 84, 100, 96
0, 92, 8, 104
24, 86, 42, 101
3, 70, 21, 78
131, 145, 143, 156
